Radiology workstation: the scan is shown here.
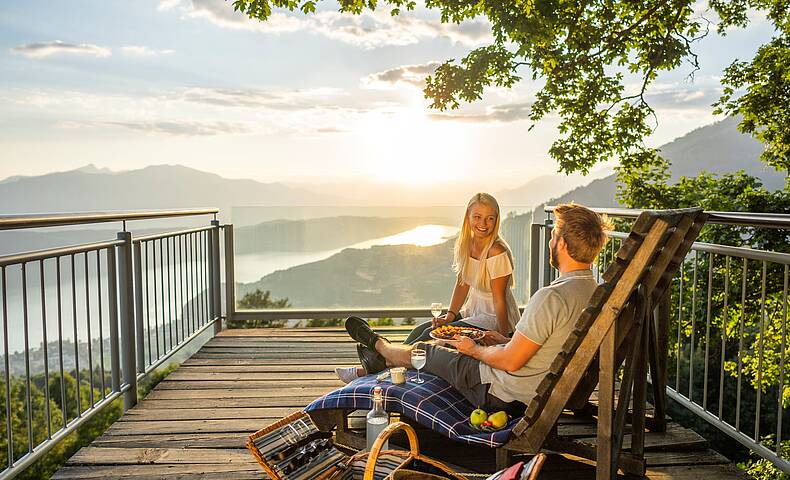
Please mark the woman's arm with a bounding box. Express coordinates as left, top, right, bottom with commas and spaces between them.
433, 280, 470, 327
490, 274, 512, 335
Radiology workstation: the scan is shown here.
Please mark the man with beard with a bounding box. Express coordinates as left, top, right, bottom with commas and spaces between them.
345, 203, 612, 413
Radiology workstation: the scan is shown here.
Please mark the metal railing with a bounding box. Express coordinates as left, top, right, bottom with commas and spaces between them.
532, 207, 790, 474
6, 205, 783, 476
0, 209, 223, 479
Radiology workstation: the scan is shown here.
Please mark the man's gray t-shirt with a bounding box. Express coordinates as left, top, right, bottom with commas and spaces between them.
479, 269, 598, 404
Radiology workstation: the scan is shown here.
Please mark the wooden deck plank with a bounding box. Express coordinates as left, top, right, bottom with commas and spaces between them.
182, 357, 360, 365
122, 407, 301, 421
102, 419, 284, 435
55, 327, 744, 480
164, 371, 344, 381
144, 387, 336, 400
154, 379, 345, 389
54, 464, 263, 480
68, 447, 254, 465
138, 397, 321, 409
90, 432, 253, 449
176, 364, 346, 372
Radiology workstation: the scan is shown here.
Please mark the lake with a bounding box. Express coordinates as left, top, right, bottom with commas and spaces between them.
234, 224, 458, 283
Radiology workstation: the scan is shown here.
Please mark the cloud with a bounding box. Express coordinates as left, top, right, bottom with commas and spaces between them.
175, 0, 491, 48
11, 85, 394, 139
158, 0, 181, 11
188, 0, 306, 33
121, 45, 175, 56
362, 62, 441, 89
315, 127, 349, 133
180, 86, 352, 111
9, 40, 111, 59
103, 120, 252, 136
644, 85, 722, 110
430, 102, 533, 123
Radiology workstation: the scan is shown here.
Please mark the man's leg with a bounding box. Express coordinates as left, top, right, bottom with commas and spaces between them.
413, 342, 490, 408
374, 338, 414, 368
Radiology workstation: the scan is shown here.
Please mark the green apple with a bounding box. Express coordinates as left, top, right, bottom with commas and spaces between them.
489, 411, 508, 429
470, 408, 488, 426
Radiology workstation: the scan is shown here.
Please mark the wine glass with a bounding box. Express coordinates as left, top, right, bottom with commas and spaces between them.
430, 302, 442, 327
411, 348, 427, 384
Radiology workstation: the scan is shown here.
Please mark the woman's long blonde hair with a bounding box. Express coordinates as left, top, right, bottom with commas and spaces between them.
453, 193, 516, 291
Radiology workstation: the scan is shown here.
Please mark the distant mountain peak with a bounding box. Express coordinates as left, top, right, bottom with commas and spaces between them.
74, 164, 116, 175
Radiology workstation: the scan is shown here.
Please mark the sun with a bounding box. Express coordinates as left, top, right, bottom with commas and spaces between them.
356, 107, 470, 187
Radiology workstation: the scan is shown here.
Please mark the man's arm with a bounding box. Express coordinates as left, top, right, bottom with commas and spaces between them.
445, 331, 541, 373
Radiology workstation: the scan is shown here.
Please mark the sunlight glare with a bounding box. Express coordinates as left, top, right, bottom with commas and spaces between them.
357, 107, 469, 186
352, 224, 459, 249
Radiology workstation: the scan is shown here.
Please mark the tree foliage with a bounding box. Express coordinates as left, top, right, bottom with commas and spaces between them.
237, 289, 290, 310
232, 0, 788, 181
231, 289, 291, 328
0, 369, 122, 479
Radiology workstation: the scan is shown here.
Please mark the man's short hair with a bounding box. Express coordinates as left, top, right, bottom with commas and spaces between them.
554, 204, 613, 264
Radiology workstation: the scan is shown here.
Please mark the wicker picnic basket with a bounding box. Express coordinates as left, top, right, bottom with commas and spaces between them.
246, 411, 469, 480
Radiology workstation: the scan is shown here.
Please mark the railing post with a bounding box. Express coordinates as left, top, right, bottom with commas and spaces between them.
106, 247, 121, 393
224, 224, 235, 325
210, 221, 222, 335
132, 240, 146, 373
529, 223, 541, 298
542, 217, 554, 287
116, 231, 138, 410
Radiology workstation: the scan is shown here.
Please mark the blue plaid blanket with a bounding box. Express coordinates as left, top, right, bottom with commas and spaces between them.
304, 372, 520, 448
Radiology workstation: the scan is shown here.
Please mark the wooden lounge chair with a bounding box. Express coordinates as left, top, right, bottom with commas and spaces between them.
498, 207, 707, 478
314, 208, 708, 480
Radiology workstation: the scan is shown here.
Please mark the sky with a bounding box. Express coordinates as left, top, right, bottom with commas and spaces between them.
0, 0, 776, 190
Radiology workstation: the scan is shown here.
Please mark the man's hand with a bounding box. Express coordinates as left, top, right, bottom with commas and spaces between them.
443, 335, 478, 357
480, 330, 509, 346
431, 314, 452, 328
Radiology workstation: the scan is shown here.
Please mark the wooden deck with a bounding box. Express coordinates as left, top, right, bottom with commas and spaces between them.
54, 327, 748, 479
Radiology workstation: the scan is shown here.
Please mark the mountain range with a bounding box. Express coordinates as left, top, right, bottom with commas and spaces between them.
0, 164, 342, 218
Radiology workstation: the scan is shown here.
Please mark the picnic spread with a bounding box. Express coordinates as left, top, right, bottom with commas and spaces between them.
305, 372, 520, 448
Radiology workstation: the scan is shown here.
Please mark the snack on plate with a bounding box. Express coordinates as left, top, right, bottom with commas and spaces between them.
429, 325, 485, 341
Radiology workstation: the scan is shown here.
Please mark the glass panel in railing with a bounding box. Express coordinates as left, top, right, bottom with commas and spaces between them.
230, 205, 534, 323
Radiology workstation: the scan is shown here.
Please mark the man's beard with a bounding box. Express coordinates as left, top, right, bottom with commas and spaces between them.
549, 242, 559, 269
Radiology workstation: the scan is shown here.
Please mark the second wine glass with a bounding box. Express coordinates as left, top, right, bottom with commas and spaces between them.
411, 348, 426, 384
430, 302, 443, 328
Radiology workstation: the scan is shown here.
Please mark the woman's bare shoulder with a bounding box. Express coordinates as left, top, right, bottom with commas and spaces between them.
487, 242, 507, 257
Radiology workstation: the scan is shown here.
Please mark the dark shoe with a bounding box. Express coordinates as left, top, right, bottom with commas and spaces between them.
345, 316, 383, 351
357, 344, 386, 374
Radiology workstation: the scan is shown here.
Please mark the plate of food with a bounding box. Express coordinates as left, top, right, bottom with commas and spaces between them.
430, 325, 486, 342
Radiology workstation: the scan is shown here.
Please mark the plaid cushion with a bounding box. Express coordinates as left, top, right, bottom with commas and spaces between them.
304, 372, 519, 448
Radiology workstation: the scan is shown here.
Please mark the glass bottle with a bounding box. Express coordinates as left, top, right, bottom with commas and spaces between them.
366, 386, 389, 451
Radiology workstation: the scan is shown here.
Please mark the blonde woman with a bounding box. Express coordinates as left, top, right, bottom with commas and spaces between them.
336, 193, 521, 382
401, 192, 521, 344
